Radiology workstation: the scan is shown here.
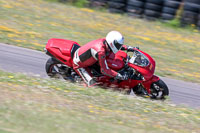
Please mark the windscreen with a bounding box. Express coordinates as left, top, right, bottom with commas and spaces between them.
129, 51, 149, 67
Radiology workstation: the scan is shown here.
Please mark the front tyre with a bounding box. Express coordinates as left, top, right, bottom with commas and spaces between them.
150, 79, 169, 99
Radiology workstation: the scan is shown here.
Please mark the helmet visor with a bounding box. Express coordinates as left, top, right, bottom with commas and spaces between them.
114, 40, 123, 50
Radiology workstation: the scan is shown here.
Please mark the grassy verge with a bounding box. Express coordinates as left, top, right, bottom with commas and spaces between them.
0, 0, 200, 83
0, 70, 200, 133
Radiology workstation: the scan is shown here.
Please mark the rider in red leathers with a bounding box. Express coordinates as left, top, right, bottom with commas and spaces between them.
73, 31, 137, 86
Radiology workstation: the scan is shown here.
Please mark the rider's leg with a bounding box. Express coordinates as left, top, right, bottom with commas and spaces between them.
74, 67, 96, 87
73, 50, 96, 87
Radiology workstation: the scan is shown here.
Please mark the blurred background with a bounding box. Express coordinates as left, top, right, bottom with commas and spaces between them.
60, 0, 200, 29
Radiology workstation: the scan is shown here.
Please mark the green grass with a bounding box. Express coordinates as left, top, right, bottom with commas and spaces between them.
0, 0, 200, 83
45, 0, 89, 8
0, 70, 200, 133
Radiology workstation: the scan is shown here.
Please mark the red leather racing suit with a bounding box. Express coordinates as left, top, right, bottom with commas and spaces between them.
73, 38, 128, 86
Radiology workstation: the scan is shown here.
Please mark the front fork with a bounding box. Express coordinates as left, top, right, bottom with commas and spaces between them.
142, 75, 160, 94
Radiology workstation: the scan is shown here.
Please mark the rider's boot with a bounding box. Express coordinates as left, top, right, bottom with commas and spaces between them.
76, 68, 97, 87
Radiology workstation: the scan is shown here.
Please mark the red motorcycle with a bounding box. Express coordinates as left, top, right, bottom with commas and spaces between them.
45, 38, 169, 99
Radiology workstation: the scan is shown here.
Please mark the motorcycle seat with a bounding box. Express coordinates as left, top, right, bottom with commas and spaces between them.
47, 38, 80, 58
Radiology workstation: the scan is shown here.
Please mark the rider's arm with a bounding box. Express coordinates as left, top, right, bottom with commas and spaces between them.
97, 51, 118, 77
121, 45, 139, 51
121, 45, 128, 50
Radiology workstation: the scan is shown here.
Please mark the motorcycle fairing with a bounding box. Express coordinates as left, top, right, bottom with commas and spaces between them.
128, 49, 156, 80
46, 38, 80, 67
103, 49, 158, 93
142, 75, 160, 94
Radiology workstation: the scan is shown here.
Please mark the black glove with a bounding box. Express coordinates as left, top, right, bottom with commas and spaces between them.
127, 46, 139, 52
115, 73, 128, 80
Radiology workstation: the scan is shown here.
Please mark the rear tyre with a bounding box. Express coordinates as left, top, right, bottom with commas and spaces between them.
45, 58, 71, 79
150, 79, 169, 99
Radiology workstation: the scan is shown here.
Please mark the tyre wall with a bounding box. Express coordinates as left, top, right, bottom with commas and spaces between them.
198, 14, 200, 29
161, 0, 182, 21
143, 0, 164, 20
89, 0, 108, 9
89, 0, 200, 28
108, 0, 126, 14
181, 0, 200, 26
126, 0, 146, 18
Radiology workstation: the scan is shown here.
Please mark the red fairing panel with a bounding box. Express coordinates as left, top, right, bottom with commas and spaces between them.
46, 38, 80, 67
128, 49, 156, 80
142, 75, 160, 94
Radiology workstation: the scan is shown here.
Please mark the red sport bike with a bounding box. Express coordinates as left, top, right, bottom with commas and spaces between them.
45, 38, 169, 99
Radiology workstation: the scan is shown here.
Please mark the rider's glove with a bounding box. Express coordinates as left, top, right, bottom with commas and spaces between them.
127, 46, 140, 52
115, 73, 128, 80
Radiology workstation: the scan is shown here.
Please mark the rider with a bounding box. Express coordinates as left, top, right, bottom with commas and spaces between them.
73, 31, 138, 86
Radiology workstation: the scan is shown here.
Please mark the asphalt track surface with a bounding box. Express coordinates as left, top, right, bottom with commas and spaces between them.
0, 43, 200, 108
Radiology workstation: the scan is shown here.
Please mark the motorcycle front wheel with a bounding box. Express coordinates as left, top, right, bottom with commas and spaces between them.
150, 79, 169, 99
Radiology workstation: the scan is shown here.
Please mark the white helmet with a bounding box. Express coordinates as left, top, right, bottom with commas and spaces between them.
106, 31, 124, 54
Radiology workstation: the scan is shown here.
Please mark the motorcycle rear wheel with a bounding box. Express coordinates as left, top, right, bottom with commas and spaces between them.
150, 79, 169, 99
45, 57, 70, 79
